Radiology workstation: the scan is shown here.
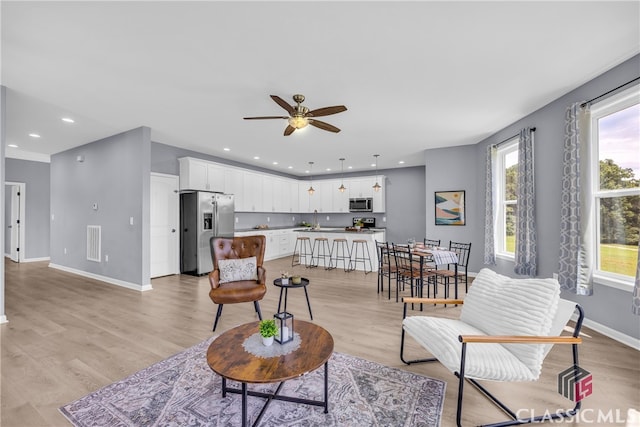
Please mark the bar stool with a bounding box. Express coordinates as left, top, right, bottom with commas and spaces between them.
291, 236, 313, 267
350, 239, 373, 274
311, 237, 334, 270
331, 238, 352, 272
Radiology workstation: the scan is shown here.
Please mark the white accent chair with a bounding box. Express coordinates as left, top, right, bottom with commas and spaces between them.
400, 268, 585, 427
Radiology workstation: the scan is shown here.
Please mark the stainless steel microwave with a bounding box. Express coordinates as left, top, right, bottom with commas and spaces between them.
349, 198, 373, 212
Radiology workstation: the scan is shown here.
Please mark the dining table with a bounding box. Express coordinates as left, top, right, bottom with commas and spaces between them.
398, 243, 460, 301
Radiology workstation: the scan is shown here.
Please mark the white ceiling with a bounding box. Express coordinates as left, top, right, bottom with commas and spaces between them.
2, 1, 639, 176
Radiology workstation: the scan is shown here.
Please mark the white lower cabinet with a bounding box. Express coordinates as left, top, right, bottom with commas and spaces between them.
234, 229, 297, 261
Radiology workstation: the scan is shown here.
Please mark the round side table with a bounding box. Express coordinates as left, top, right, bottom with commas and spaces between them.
273, 277, 313, 320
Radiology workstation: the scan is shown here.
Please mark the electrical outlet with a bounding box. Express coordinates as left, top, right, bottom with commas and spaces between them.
553, 273, 558, 280
383, 216, 387, 222
267, 217, 270, 222
64, 248, 67, 255
326, 216, 330, 221
129, 216, 134, 225
105, 254, 109, 262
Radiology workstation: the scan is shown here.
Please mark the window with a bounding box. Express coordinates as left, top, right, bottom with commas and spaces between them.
495, 138, 518, 258
589, 85, 639, 288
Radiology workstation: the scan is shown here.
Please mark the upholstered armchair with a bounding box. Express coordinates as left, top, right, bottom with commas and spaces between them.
208, 235, 267, 331
401, 268, 585, 427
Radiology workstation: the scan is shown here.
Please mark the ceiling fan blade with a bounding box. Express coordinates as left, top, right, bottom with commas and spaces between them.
307, 105, 347, 117
243, 116, 289, 120
308, 119, 341, 133
284, 125, 296, 136
270, 95, 295, 115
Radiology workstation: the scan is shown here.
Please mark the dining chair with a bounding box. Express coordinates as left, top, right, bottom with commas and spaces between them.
391, 243, 423, 303
375, 240, 397, 298
434, 241, 471, 297
423, 238, 441, 247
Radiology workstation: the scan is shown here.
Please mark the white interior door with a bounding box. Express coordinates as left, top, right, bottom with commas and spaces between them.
150, 173, 180, 278
5, 183, 24, 263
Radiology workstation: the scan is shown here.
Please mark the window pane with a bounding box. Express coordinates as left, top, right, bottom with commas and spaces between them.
505, 163, 518, 201
598, 103, 640, 190
599, 195, 640, 277
505, 204, 517, 253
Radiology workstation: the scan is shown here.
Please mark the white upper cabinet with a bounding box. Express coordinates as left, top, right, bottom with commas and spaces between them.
242, 171, 262, 212
180, 157, 385, 213
179, 157, 224, 192
224, 167, 244, 209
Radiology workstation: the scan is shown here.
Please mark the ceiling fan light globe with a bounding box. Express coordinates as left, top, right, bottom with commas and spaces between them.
288, 116, 309, 129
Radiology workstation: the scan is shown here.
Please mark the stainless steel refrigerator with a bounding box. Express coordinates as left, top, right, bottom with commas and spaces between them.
180, 191, 234, 275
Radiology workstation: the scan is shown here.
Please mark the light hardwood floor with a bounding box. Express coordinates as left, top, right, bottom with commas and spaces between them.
1, 258, 638, 426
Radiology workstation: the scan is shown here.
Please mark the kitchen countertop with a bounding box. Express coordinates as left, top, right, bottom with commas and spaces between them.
294, 228, 385, 234
235, 226, 386, 233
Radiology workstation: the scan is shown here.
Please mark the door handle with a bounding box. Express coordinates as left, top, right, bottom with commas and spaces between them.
171, 229, 176, 233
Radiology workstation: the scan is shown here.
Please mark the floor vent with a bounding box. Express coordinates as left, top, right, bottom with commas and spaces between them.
87, 225, 101, 262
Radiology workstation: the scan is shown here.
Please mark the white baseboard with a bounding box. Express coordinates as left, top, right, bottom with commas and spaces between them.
22, 256, 50, 263
4, 255, 51, 263
0, 315, 7, 324
576, 316, 640, 351
48, 263, 153, 292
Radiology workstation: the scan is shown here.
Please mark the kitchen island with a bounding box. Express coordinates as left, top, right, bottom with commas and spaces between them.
294, 228, 385, 272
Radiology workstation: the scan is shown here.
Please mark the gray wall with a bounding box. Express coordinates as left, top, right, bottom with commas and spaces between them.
50, 127, 151, 287
152, 142, 425, 242
424, 54, 640, 339
5, 159, 51, 259
423, 146, 479, 249
1, 85, 6, 322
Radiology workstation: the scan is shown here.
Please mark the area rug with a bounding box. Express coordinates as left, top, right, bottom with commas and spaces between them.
60, 336, 446, 427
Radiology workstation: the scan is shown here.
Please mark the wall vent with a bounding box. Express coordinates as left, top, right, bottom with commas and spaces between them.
87, 225, 101, 262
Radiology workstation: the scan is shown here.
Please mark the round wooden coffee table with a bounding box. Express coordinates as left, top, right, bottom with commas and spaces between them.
207, 320, 334, 427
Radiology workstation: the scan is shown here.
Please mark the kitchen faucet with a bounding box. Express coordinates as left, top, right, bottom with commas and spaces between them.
313, 210, 320, 229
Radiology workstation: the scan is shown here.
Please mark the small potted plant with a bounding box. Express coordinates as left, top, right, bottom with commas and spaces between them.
354, 219, 364, 230
280, 271, 290, 285
259, 319, 278, 346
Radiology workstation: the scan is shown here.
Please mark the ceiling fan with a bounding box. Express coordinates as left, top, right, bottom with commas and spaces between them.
244, 94, 347, 136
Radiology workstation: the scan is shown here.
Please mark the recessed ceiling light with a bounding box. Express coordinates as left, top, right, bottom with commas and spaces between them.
326, 168, 331, 171
61, 117, 75, 123
273, 161, 278, 165
8, 144, 18, 148
223, 147, 230, 151
29, 133, 41, 138
399, 160, 405, 164
347, 166, 353, 169
287, 166, 293, 169
370, 163, 376, 167
253, 156, 260, 160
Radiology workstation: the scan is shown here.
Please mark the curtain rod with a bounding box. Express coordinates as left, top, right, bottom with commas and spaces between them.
581, 76, 640, 108
494, 127, 536, 148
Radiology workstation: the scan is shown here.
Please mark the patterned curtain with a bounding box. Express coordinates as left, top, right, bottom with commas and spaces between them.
514, 128, 537, 276
483, 145, 497, 265
558, 103, 593, 295
633, 242, 640, 315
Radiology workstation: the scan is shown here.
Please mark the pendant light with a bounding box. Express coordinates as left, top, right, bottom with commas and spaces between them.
338, 158, 346, 192
308, 161, 315, 195
372, 154, 382, 192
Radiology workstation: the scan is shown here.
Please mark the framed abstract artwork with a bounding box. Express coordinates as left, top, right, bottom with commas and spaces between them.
435, 190, 465, 226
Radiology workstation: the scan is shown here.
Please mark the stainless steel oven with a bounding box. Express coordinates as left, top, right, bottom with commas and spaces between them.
349, 198, 373, 212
